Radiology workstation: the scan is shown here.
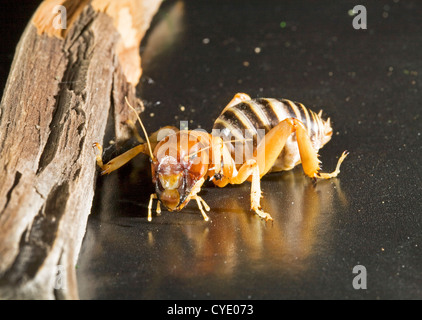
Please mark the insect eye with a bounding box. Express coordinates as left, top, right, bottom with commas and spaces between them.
156, 176, 164, 192
213, 172, 222, 180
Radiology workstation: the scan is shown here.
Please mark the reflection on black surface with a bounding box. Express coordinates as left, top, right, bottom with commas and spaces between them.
77, 0, 422, 299
150, 174, 344, 275
79, 158, 347, 298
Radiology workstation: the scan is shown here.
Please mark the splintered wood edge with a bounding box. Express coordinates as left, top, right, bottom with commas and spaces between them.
0, 0, 162, 299
32, 0, 163, 85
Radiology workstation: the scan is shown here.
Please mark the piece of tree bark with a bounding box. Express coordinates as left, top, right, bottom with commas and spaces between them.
0, 0, 162, 299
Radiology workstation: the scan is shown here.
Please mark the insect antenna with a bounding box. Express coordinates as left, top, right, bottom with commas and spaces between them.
125, 96, 155, 160
186, 146, 212, 160
185, 138, 253, 160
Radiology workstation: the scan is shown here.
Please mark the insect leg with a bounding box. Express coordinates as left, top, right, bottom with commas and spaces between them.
250, 160, 273, 221
225, 159, 273, 221
93, 143, 147, 175
314, 151, 349, 179
126, 119, 144, 143
93, 126, 179, 175
197, 195, 211, 211
293, 118, 348, 179
255, 118, 295, 177
156, 199, 161, 216
193, 195, 210, 221
148, 193, 158, 222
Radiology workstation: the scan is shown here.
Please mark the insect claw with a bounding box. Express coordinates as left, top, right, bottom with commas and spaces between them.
156, 200, 161, 215
148, 193, 158, 222
265, 215, 274, 222
92, 142, 102, 154
201, 199, 210, 212
100, 164, 112, 175
253, 208, 273, 221
194, 195, 210, 221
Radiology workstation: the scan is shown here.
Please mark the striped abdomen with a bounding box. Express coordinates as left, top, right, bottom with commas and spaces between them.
212, 98, 333, 171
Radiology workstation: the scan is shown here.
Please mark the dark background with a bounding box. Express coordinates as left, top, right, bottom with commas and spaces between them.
0, 0, 42, 96
1, 0, 421, 300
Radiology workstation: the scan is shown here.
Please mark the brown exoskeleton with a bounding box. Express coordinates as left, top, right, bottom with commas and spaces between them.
94, 94, 348, 221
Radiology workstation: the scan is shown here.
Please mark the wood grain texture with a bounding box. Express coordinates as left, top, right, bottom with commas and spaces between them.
0, 0, 161, 299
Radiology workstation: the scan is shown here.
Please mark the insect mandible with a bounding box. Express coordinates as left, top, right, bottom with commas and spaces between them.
93, 93, 348, 222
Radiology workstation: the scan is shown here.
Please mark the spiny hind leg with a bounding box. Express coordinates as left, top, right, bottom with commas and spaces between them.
293, 118, 348, 179
93, 143, 105, 169
252, 116, 348, 179
314, 151, 349, 179
255, 118, 295, 177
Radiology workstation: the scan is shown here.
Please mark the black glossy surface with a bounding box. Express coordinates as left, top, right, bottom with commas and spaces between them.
77, 0, 422, 299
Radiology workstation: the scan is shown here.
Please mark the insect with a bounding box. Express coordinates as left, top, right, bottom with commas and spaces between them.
93, 93, 348, 222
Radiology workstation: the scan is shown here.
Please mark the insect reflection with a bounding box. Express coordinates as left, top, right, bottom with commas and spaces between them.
138, 169, 348, 278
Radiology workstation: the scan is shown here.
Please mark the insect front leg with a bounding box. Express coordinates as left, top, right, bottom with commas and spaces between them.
148, 193, 158, 222
192, 195, 210, 221
93, 126, 178, 175
93, 143, 147, 175
146, 193, 163, 222
186, 178, 210, 221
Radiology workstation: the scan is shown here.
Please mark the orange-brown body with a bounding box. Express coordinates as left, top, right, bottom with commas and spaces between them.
94, 93, 348, 221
